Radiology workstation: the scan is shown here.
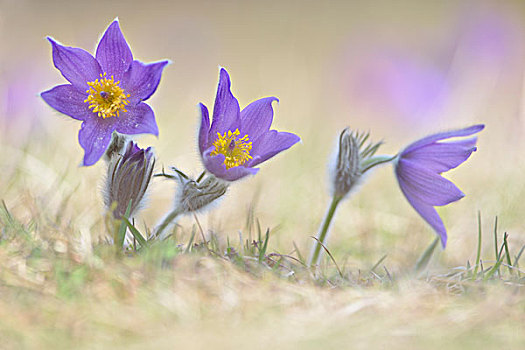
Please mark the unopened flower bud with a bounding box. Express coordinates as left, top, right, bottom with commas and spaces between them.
333, 128, 361, 198
176, 173, 228, 212
153, 170, 229, 240
104, 141, 155, 219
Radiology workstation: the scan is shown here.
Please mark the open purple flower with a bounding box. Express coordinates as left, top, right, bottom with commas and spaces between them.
41, 20, 168, 166
198, 68, 300, 181
394, 124, 485, 247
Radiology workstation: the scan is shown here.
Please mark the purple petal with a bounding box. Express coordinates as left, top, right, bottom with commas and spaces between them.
48, 38, 102, 89
198, 103, 210, 154
95, 20, 133, 81
41, 84, 91, 121
202, 148, 259, 181
209, 68, 241, 138
397, 176, 448, 247
249, 130, 300, 167
403, 137, 478, 173
403, 124, 485, 155
122, 60, 169, 103
396, 158, 465, 206
115, 103, 159, 136
240, 97, 278, 141
78, 117, 117, 166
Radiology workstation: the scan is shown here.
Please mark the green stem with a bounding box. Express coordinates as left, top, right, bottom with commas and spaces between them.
473, 211, 482, 279
153, 207, 184, 240
308, 195, 342, 267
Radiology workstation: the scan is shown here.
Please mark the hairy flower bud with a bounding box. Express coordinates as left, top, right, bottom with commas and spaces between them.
333, 128, 361, 198
176, 172, 228, 212
104, 141, 155, 219
331, 128, 393, 199
152, 170, 229, 240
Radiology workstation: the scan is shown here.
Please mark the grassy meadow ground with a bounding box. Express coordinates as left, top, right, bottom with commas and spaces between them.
1, 0, 525, 349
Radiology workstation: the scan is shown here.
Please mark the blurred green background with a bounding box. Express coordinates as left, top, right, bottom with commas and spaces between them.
1, 0, 525, 268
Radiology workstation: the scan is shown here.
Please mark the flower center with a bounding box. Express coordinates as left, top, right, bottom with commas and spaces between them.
84, 73, 130, 119
210, 129, 253, 169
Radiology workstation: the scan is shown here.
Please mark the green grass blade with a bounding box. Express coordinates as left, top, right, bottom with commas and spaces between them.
503, 233, 513, 275
415, 237, 439, 273
258, 228, 270, 262
513, 244, 525, 267
116, 201, 133, 248
370, 254, 387, 274
473, 211, 482, 279
292, 241, 305, 264
483, 254, 505, 281
493, 216, 499, 257
185, 226, 196, 253
122, 218, 148, 248
310, 236, 343, 278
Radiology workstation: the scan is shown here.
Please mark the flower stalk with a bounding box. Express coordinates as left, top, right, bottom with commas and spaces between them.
308, 195, 343, 267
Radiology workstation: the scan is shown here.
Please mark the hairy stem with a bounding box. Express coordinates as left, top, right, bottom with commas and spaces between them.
153, 207, 184, 240
308, 195, 342, 267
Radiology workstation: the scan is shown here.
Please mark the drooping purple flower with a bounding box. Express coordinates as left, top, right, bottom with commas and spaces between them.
41, 20, 168, 166
394, 124, 485, 248
198, 68, 300, 181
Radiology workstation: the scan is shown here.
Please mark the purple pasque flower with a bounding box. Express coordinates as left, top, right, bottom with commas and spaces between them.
41, 20, 168, 166
198, 68, 300, 181
394, 124, 485, 248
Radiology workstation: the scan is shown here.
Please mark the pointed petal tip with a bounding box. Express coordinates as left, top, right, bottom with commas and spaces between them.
198, 103, 210, 119
108, 19, 121, 29
473, 124, 485, 132
219, 67, 231, 80
148, 119, 160, 137
460, 124, 485, 136
47, 37, 61, 49
286, 133, 302, 146
440, 233, 447, 248
199, 103, 209, 116
82, 156, 96, 167
40, 89, 53, 106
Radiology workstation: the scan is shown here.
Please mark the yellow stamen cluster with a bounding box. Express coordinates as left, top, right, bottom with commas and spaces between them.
84, 73, 130, 119
210, 129, 253, 169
